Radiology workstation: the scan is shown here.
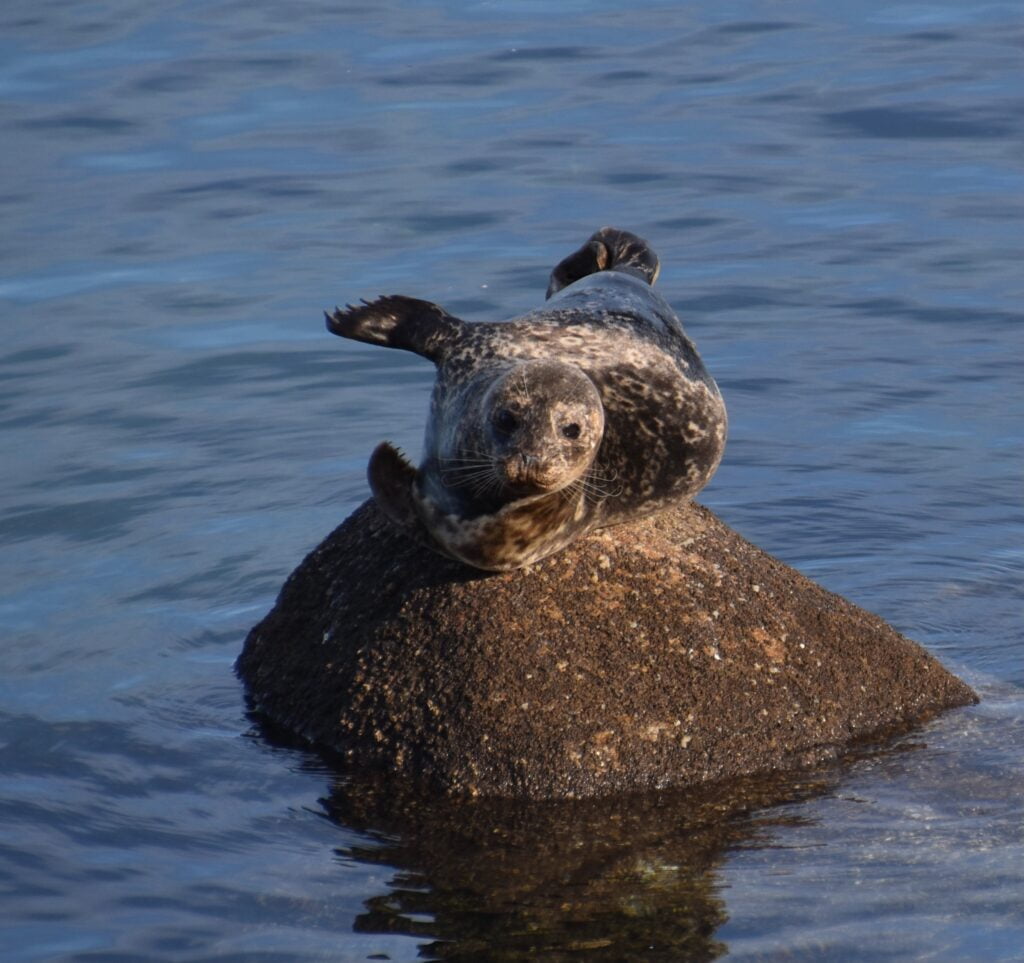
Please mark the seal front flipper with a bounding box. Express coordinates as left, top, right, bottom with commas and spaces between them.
325, 295, 467, 363
367, 441, 436, 549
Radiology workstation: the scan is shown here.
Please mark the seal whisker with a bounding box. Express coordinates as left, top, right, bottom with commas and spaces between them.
585, 466, 620, 484
439, 451, 496, 466
470, 470, 505, 498
439, 461, 497, 473
518, 364, 531, 406
581, 477, 623, 500
439, 466, 495, 481
572, 465, 623, 501
558, 478, 586, 505
440, 467, 501, 490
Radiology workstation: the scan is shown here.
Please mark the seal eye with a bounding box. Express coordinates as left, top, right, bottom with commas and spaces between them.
561, 423, 581, 440
494, 409, 518, 434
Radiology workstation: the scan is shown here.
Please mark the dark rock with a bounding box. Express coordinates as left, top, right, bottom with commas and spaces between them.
237, 500, 976, 798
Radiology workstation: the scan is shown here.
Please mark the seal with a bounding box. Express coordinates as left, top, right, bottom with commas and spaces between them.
326, 227, 727, 571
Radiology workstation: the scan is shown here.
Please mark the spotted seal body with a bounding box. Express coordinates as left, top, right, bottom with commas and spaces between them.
326, 227, 727, 571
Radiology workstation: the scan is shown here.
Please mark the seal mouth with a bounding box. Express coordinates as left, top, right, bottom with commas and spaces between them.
501, 454, 564, 495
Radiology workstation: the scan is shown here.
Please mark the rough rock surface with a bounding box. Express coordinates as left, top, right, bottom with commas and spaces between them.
237, 500, 976, 798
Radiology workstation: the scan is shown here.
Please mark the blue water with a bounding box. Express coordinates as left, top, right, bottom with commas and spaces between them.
2, 1, 1022, 959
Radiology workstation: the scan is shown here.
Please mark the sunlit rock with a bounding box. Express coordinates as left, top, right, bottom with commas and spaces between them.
237, 500, 976, 798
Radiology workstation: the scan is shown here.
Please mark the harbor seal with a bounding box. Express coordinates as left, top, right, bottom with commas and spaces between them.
326, 227, 727, 571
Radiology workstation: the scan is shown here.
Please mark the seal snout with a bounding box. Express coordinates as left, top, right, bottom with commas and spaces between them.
501, 451, 563, 494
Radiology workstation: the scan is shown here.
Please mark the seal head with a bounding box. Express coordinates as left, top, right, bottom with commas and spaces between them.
433, 360, 604, 502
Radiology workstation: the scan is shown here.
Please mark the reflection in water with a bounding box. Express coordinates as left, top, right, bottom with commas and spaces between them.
322, 767, 842, 961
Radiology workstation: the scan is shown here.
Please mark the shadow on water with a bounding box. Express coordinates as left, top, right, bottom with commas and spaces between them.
311, 762, 852, 961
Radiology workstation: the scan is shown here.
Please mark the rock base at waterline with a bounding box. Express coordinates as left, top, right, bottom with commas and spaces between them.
237, 500, 976, 798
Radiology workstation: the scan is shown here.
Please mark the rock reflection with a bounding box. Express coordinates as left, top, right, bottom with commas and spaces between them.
322, 770, 838, 961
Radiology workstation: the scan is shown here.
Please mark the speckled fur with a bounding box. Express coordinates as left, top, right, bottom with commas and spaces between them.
326, 228, 727, 571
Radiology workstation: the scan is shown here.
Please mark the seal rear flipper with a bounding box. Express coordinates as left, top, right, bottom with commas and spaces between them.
546, 227, 660, 298
325, 296, 467, 362
367, 441, 436, 549
545, 238, 609, 299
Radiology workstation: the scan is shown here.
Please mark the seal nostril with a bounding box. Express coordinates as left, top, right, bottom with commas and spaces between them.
562, 423, 581, 440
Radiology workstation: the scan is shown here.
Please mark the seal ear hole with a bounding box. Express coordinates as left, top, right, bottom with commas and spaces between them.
561, 423, 582, 440
494, 409, 518, 434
